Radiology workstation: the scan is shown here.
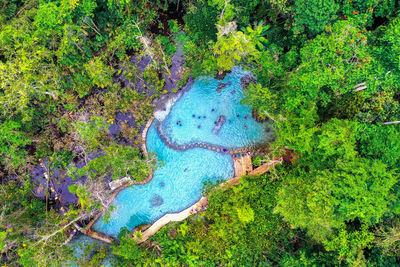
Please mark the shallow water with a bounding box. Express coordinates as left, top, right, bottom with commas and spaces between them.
92, 124, 234, 237
92, 67, 272, 238
161, 68, 270, 148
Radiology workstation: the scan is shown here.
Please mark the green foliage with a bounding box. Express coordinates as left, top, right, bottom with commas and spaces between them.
242, 22, 270, 50
293, 0, 339, 36
357, 123, 400, 167
73, 116, 110, 151
0, 120, 31, 169
83, 57, 114, 89
243, 83, 278, 120
338, 0, 397, 27
0, 179, 76, 266
278, 158, 397, 231
209, 0, 235, 25
111, 229, 143, 260
235, 202, 255, 224
168, 19, 180, 34
323, 224, 375, 265
69, 115, 155, 209
244, 12, 400, 265
0, 0, 399, 265
76, 241, 108, 267
0, 230, 7, 252
377, 15, 400, 72
374, 218, 400, 257
205, 29, 257, 72
157, 35, 177, 56
121, 175, 297, 266
255, 18, 399, 128
290, 20, 370, 106
70, 143, 154, 181
230, 0, 269, 27
273, 119, 399, 263
0, 44, 60, 120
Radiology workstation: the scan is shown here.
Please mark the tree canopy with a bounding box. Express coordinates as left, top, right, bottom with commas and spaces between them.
0, 0, 399, 266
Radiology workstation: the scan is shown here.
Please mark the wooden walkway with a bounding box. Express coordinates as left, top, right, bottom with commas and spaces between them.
137, 197, 208, 243
233, 154, 253, 176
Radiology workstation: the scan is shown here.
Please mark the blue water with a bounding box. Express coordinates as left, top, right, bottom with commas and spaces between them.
161, 68, 270, 148
92, 67, 272, 238
92, 124, 234, 237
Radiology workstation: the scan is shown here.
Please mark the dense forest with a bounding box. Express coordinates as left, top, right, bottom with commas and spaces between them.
0, 0, 400, 266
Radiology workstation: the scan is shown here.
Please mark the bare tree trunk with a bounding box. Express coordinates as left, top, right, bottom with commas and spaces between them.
354, 82, 367, 92
34, 214, 88, 247
39, 159, 50, 220
383, 121, 400, 125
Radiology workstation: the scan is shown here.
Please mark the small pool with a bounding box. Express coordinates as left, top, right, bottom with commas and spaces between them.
160, 68, 270, 148
92, 124, 234, 237
92, 67, 273, 238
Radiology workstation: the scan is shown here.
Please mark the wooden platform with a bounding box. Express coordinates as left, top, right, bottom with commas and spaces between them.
233, 154, 253, 176
137, 197, 208, 243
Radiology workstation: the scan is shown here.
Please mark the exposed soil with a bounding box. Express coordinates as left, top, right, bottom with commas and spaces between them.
282, 149, 299, 165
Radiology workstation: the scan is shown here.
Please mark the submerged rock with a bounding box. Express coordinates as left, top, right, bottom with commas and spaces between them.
216, 82, 232, 92
150, 194, 164, 207
215, 70, 231, 80
212, 115, 226, 134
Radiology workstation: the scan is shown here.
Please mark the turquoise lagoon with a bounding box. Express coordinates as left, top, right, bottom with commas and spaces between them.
92, 67, 273, 238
